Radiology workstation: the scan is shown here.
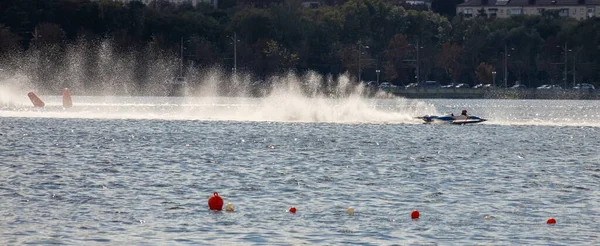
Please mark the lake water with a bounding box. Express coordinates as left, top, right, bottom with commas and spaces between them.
1, 96, 599, 245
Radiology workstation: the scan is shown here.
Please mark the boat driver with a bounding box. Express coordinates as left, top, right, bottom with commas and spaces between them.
461, 109, 467, 116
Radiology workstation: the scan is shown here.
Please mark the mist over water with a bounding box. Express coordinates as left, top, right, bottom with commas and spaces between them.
0, 38, 436, 123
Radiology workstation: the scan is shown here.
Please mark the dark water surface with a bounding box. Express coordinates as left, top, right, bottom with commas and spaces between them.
1, 98, 600, 245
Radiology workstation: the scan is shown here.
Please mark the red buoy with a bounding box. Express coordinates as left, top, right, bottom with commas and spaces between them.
411, 210, 420, 219
62, 88, 72, 108
289, 207, 297, 213
27, 92, 45, 107
547, 218, 556, 224
208, 192, 223, 210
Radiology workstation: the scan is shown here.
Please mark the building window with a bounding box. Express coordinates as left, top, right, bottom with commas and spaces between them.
537, 8, 545, 14
500, 9, 504, 14
511, 8, 522, 14
464, 8, 473, 17
560, 9, 569, 16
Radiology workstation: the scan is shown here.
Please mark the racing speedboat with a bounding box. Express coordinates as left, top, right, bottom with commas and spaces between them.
416, 114, 487, 124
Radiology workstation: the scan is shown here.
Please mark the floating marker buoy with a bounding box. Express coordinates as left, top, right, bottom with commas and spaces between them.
484, 215, 492, 220
289, 207, 297, 213
547, 218, 556, 224
27, 92, 45, 107
62, 88, 72, 108
225, 202, 234, 212
346, 207, 355, 215
208, 192, 223, 211
411, 210, 420, 219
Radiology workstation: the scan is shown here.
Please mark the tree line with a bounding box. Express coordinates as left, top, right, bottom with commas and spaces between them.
1, 0, 600, 93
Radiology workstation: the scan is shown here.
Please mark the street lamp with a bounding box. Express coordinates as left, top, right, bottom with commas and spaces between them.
502, 44, 515, 88
557, 42, 568, 88
179, 37, 184, 77
500, 45, 517, 88
403, 41, 423, 83
376, 69, 381, 84
415, 38, 422, 83
229, 32, 240, 75
572, 49, 578, 86
492, 71, 496, 87
358, 43, 369, 83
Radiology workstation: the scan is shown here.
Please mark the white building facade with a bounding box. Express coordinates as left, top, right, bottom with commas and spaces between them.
457, 0, 600, 20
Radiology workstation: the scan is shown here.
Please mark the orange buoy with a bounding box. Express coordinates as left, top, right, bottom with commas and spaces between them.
27, 92, 45, 107
547, 218, 556, 224
411, 210, 420, 219
208, 192, 223, 211
62, 88, 72, 108
289, 207, 297, 213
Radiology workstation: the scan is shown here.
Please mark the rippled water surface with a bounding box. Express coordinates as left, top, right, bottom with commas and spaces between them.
1, 97, 600, 245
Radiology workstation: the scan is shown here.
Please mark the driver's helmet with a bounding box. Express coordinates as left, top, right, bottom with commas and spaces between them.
462, 109, 467, 114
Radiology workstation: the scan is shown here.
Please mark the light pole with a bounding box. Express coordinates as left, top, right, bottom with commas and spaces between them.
357, 43, 369, 83
416, 38, 422, 83
492, 71, 496, 87
179, 37, 184, 77
376, 69, 380, 84
502, 44, 515, 88
557, 42, 568, 88
230, 32, 239, 75
572, 49, 578, 87
504, 44, 508, 88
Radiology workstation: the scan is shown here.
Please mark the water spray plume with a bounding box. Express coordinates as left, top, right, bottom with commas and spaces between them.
0, 38, 436, 123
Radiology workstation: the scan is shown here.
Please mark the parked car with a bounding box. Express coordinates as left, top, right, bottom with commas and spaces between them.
537, 84, 562, 90
378, 82, 390, 91
422, 81, 441, 89
378, 82, 398, 92
379, 82, 390, 88
365, 81, 379, 90
510, 84, 527, 90
573, 83, 595, 90
473, 84, 494, 89
455, 83, 470, 88
441, 83, 456, 88
405, 81, 441, 89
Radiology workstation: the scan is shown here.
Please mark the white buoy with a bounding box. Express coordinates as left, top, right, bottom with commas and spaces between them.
225, 202, 235, 212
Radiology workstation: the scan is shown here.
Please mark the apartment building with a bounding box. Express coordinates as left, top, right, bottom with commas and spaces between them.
457, 0, 600, 20
387, 0, 433, 8
403, 0, 433, 7
113, 0, 218, 8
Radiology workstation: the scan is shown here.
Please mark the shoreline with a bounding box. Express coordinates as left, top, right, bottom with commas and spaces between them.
390, 88, 600, 100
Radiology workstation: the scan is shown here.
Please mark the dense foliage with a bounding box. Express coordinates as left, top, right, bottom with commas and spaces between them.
1, 0, 599, 90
